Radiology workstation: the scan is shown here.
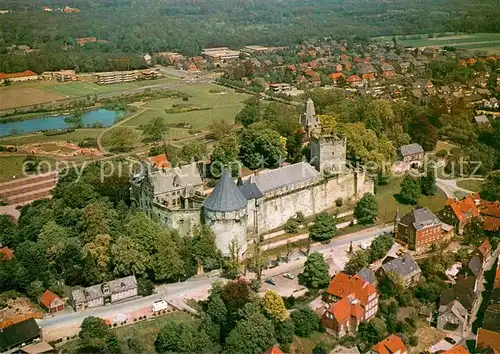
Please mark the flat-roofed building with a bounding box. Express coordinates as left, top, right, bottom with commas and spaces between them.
95, 71, 136, 85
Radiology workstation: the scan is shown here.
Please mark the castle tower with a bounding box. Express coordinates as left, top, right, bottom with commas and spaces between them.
310, 134, 347, 174
301, 98, 320, 138
203, 170, 248, 257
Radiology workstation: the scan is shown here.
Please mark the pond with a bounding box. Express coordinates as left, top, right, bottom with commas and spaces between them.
0, 109, 126, 137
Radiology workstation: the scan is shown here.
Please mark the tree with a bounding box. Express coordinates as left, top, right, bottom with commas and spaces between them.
221, 278, 252, 314
0, 215, 18, 247
210, 133, 240, 177
235, 104, 261, 127
181, 140, 207, 163
399, 176, 421, 204
78, 201, 111, 244
111, 237, 149, 276
357, 318, 388, 348
240, 128, 284, 169
155, 322, 216, 354
143, 116, 168, 142
309, 213, 336, 242
275, 319, 295, 345
80, 316, 110, 341
26, 280, 44, 300
312, 342, 330, 354
368, 233, 394, 262
420, 166, 437, 196
344, 250, 369, 275
480, 171, 500, 202
192, 226, 223, 271
23, 154, 40, 173
208, 119, 232, 140
354, 193, 378, 224
150, 230, 185, 282
300, 252, 330, 289
408, 115, 438, 151
206, 290, 228, 328
290, 307, 320, 337
223, 303, 276, 354
284, 218, 299, 234
82, 234, 112, 284
108, 127, 136, 152
263, 290, 287, 322
137, 277, 154, 296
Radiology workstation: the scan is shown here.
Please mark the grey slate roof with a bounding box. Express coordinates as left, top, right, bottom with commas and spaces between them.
204, 170, 248, 212
108, 275, 137, 294
399, 143, 424, 157
239, 181, 264, 200
440, 274, 478, 311
399, 207, 441, 230
474, 115, 489, 124
149, 162, 203, 195
71, 275, 138, 304
438, 300, 468, 324
468, 255, 483, 278
382, 253, 421, 279
357, 267, 377, 285
0, 318, 40, 351
247, 162, 320, 195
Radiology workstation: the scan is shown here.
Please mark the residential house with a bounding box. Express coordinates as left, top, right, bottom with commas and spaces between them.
395, 207, 453, 252
483, 255, 500, 332
287, 64, 296, 73
411, 89, 424, 100
468, 255, 485, 283
0, 246, 13, 260
440, 274, 482, 331
369, 334, 407, 354
484, 97, 498, 109
419, 303, 435, 324
478, 239, 492, 265
357, 267, 378, 287
330, 346, 361, 354
385, 52, 402, 63
412, 79, 433, 90
380, 63, 395, 79
437, 299, 469, 336
76, 37, 97, 46
19, 341, 55, 354
346, 75, 362, 87
329, 72, 345, 85
378, 253, 422, 287
70, 275, 138, 311
422, 46, 439, 58
263, 345, 284, 354
476, 328, 500, 353
481, 200, 500, 233
94, 71, 136, 85
441, 195, 480, 235
442, 345, 470, 354
39, 290, 65, 314
321, 273, 378, 337
0, 70, 38, 83
410, 59, 425, 71
358, 63, 376, 81
397, 62, 410, 74
0, 318, 40, 352
398, 143, 424, 164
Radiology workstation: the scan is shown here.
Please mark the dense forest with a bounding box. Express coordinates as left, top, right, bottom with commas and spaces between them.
0, 0, 500, 72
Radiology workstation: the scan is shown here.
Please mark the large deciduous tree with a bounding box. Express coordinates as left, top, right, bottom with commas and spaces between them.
263, 290, 287, 322
108, 127, 137, 152
309, 213, 337, 241
143, 116, 168, 142
420, 166, 437, 196
399, 176, 421, 204
240, 128, 284, 169
354, 193, 378, 224
290, 307, 320, 337
300, 252, 330, 289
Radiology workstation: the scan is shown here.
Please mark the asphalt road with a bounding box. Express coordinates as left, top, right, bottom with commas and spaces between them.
37, 224, 392, 335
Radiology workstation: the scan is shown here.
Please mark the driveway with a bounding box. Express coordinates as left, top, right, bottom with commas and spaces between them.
436, 178, 474, 198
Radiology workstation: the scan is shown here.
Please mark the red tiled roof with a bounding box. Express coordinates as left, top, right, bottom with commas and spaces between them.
351, 302, 364, 319
326, 273, 376, 306
329, 72, 345, 80
0, 246, 13, 260
148, 153, 169, 168
263, 345, 284, 354
478, 239, 492, 257
287, 64, 296, 72
0, 70, 38, 80
371, 334, 407, 354
39, 290, 61, 309
346, 75, 361, 83
495, 268, 500, 289
329, 297, 351, 324
477, 328, 500, 352
442, 345, 470, 354
445, 195, 480, 223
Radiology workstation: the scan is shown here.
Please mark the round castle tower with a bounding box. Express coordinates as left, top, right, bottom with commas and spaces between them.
203, 170, 248, 257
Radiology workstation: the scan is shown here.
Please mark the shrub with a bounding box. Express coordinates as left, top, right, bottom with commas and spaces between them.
295, 212, 305, 224
436, 149, 448, 158
284, 218, 299, 234
291, 308, 320, 337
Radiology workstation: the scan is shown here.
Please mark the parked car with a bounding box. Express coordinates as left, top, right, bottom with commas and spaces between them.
283, 273, 295, 279
265, 278, 276, 286
444, 337, 456, 345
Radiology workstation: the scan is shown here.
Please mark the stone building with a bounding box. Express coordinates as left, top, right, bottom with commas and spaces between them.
131, 99, 374, 256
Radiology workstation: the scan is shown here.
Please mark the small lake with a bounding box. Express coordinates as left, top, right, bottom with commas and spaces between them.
0, 109, 126, 137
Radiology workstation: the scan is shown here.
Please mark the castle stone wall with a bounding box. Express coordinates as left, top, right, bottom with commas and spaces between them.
205, 209, 248, 257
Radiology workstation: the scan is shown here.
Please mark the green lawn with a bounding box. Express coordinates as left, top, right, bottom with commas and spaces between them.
0, 129, 102, 146
125, 84, 249, 129
376, 176, 447, 223
60, 312, 195, 354
0, 155, 56, 182
40, 77, 182, 98
456, 179, 482, 192
372, 33, 500, 53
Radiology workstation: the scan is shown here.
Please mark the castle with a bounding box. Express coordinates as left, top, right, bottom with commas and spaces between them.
130, 99, 374, 257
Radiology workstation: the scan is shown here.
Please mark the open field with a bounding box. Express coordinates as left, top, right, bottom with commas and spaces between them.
373, 33, 500, 53
456, 179, 482, 192
125, 84, 249, 129
0, 155, 56, 182
0, 77, 183, 110
0, 129, 102, 146
376, 176, 447, 223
